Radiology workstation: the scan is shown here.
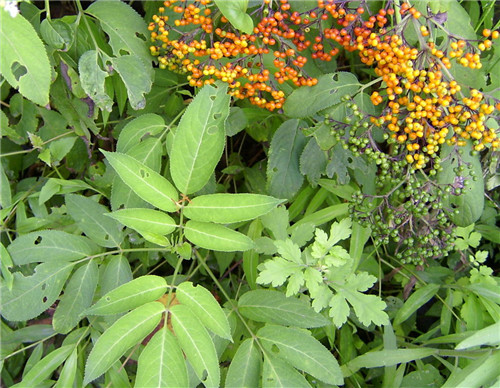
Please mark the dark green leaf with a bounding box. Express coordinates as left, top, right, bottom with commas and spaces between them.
394, 284, 440, 325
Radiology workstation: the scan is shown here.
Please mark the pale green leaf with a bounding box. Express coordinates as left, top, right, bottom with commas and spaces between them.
238, 290, 329, 328
84, 302, 164, 385
394, 284, 440, 326
116, 113, 165, 153
275, 239, 302, 264
266, 119, 307, 199
183, 193, 283, 223
176, 281, 231, 340
466, 283, 500, 304
170, 83, 230, 194
135, 327, 188, 388
0, 262, 74, 321
262, 354, 312, 388
284, 72, 360, 118
103, 151, 178, 212
456, 321, 500, 349
85, 275, 167, 315
225, 338, 261, 388
99, 255, 133, 297
79, 50, 112, 112
0, 162, 11, 209
53, 260, 99, 334
0, 8, 51, 105
66, 194, 124, 248
184, 220, 254, 252
328, 294, 350, 328
344, 292, 389, 327
170, 304, 220, 388
213, 0, 253, 34
111, 55, 152, 110
258, 324, 344, 385
106, 208, 177, 236
0, 242, 14, 290
7, 230, 101, 265
257, 257, 301, 287
53, 348, 78, 388
442, 350, 500, 388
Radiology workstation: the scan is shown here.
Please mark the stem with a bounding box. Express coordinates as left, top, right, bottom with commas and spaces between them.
44, 0, 51, 20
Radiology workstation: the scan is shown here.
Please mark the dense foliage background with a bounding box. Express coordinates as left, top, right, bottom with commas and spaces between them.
1, 0, 499, 387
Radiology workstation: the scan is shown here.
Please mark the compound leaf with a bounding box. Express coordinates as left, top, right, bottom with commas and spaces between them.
107, 208, 177, 236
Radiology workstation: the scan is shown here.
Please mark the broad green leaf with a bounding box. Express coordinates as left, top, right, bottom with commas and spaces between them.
2, 325, 55, 347
0, 8, 51, 106
135, 327, 188, 388
0, 243, 14, 290
79, 50, 112, 112
437, 143, 484, 226
213, 0, 253, 34
342, 348, 438, 377
86, 1, 151, 68
0, 162, 11, 209
267, 119, 308, 199
53, 260, 99, 334
84, 302, 164, 385
262, 354, 312, 388
258, 325, 343, 385
107, 209, 177, 236
66, 194, 124, 248
85, 275, 167, 316
243, 219, 263, 289
7, 230, 100, 265
176, 281, 231, 340
183, 194, 283, 223
54, 348, 78, 388
300, 138, 327, 186
40, 18, 73, 51
116, 113, 165, 153
170, 304, 220, 388
111, 55, 152, 110
442, 351, 500, 388
170, 83, 230, 194
238, 290, 329, 328
394, 284, 440, 326
466, 283, 500, 304
0, 261, 74, 321
456, 321, 500, 349
100, 255, 133, 297
184, 220, 254, 252
284, 73, 360, 118
16, 345, 73, 387
225, 338, 261, 388
103, 151, 178, 212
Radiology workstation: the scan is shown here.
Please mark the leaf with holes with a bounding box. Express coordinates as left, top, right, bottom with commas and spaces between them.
0, 8, 51, 106
78, 50, 113, 112
66, 194, 124, 248
84, 302, 164, 385
170, 304, 220, 388
52, 260, 99, 334
103, 151, 178, 212
84, 275, 167, 316
258, 324, 343, 385
176, 281, 231, 340
106, 208, 177, 236
135, 326, 188, 388
184, 220, 254, 252
111, 55, 152, 110
7, 230, 101, 265
0, 261, 75, 322
170, 83, 230, 194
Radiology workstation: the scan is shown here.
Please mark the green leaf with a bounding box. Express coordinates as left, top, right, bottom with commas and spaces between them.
53, 260, 99, 334
238, 290, 329, 328
0, 243, 14, 290
106, 208, 177, 236
85, 275, 167, 316
116, 113, 165, 153
342, 348, 438, 377
135, 327, 188, 388
437, 143, 484, 226
17, 345, 73, 387
466, 283, 500, 304
84, 302, 164, 385
7, 230, 100, 266
213, 0, 254, 34
111, 55, 152, 110
225, 338, 261, 388
0, 261, 74, 321
0, 8, 51, 105
262, 354, 312, 388
441, 350, 500, 388
243, 218, 263, 290
300, 138, 327, 186
66, 194, 124, 248
103, 151, 178, 212
40, 18, 73, 51
456, 321, 500, 349
176, 281, 231, 340
183, 194, 283, 223
100, 255, 133, 296
394, 284, 440, 326
258, 324, 343, 385
0, 162, 11, 209
79, 50, 113, 111
184, 220, 254, 252
53, 348, 78, 388
267, 119, 308, 199
170, 304, 220, 388
284, 73, 360, 118
170, 83, 230, 194
86, 0, 151, 68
